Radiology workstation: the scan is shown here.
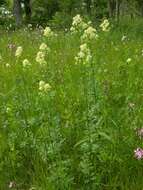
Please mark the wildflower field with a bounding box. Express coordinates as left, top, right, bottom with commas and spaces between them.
0, 16, 143, 190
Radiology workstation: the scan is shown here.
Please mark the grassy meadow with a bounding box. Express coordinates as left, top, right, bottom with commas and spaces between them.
0, 17, 143, 189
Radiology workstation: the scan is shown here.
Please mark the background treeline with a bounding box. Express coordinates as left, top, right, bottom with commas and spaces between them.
0, 0, 143, 28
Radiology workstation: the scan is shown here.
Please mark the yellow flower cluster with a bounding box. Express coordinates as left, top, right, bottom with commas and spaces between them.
15, 46, 23, 57
39, 80, 51, 92
75, 43, 92, 65
100, 19, 110, 32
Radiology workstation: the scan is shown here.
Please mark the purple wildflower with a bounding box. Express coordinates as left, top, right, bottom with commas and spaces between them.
134, 148, 143, 160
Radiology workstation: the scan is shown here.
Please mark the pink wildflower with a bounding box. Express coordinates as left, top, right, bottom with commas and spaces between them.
134, 148, 143, 160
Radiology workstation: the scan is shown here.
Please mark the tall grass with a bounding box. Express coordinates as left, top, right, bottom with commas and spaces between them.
0, 19, 143, 190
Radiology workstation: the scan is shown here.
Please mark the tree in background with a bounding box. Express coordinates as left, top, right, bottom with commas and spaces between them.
11, 0, 143, 27
23, 0, 31, 22
0, 0, 6, 6
137, 0, 143, 16
13, 0, 22, 25
13, 0, 31, 25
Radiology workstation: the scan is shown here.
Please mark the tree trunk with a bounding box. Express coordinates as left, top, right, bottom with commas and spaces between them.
85, 0, 92, 15
108, 0, 115, 18
138, 0, 143, 16
115, 0, 120, 22
13, 0, 22, 26
141, 6, 143, 16
24, 0, 32, 22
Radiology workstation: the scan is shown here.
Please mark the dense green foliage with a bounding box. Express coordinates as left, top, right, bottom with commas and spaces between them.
0, 17, 143, 189
0, 0, 143, 28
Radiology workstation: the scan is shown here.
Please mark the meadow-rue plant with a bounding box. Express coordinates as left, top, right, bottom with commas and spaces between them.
80, 43, 88, 52
100, 19, 110, 32
72, 14, 82, 26
39, 43, 50, 52
36, 51, 46, 65
43, 27, 54, 38
1, 11, 143, 190
15, 46, 23, 57
70, 14, 88, 34
39, 80, 51, 93
22, 59, 31, 68
75, 43, 92, 65
39, 80, 45, 89
81, 26, 98, 41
